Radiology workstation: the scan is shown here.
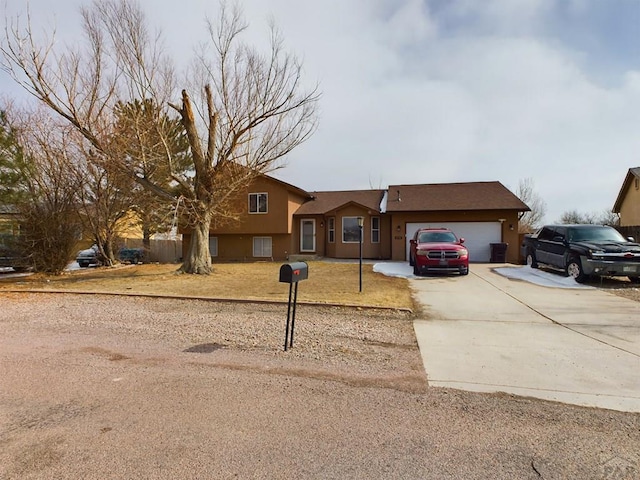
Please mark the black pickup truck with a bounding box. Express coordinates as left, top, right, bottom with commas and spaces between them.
521, 224, 640, 283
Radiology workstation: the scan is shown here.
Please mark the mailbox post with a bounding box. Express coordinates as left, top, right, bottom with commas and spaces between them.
357, 216, 364, 292
279, 262, 308, 351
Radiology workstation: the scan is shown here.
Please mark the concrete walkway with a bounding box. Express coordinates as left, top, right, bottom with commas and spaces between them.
412, 264, 640, 412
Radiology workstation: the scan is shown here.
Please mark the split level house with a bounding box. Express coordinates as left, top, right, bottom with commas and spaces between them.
181, 175, 530, 265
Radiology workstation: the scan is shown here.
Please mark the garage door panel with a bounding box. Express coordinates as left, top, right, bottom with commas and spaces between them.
406, 222, 501, 262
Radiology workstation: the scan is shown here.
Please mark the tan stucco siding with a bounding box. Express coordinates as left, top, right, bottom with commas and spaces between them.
287, 194, 308, 234
182, 233, 292, 262
116, 211, 144, 239
326, 205, 391, 260
619, 183, 640, 226
209, 177, 306, 235
378, 214, 392, 259
181, 177, 309, 259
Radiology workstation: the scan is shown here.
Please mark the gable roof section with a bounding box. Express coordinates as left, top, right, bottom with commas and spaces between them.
612, 167, 640, 213
385, 181, 530, 212
294, 189, 386, 215
263, 174, 314, 200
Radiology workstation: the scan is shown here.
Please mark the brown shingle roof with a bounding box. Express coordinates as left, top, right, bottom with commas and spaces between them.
294, 190, 386, 215
264, 174, 313, 200
385, 182, 529, 212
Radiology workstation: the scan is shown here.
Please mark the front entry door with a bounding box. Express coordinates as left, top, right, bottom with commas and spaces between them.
301, 219, 316, 252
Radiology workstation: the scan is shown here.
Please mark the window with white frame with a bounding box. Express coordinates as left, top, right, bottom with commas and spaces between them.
342, 217, 362, 243
249, 193, 268, 214
371, 216, 380, 243
253, 237, 272, 257
328, 217, 335, 243
208, 237, 218, 257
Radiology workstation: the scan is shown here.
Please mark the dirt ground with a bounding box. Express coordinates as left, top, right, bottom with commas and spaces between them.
1, 292, 639, 479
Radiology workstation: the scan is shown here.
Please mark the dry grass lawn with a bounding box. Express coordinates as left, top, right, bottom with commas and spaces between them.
0, 261, 414, 310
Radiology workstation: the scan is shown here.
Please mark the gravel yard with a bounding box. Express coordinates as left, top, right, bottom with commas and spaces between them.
1, 292, 639, 479
601, 282, 640, 303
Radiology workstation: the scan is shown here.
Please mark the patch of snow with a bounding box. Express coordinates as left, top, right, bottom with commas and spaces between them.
66, 261, 81, 271
492, 265, 594, 289
373, 261, 470, 281
373, 262, 594, 289
373, 261, 416, 279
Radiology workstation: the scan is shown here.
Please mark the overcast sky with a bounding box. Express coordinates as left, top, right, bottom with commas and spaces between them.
3, 0, 640, 224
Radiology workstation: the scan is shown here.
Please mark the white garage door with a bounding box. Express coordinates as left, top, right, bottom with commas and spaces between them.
406, 222, 502, 263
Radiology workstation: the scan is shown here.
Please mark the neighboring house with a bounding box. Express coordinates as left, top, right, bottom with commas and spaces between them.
613, 167, 640, 227
0, 205, 20, 240
181, 176, 530, 264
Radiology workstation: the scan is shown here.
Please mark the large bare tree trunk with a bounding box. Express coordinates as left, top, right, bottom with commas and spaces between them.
143, 225, 151, 262
180, 209, 212, 274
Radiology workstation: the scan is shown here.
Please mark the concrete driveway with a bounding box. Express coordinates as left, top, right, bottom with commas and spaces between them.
411, 263, 640, 412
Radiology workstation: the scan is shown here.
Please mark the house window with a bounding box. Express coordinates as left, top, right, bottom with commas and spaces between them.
249, 193, 268, 214
253, 237, 272, 257
342, 217, 362, 243
635, 178, 639, 190
371, 216, 380, 243
328, 217, 335, 243
208, 237, 218, 257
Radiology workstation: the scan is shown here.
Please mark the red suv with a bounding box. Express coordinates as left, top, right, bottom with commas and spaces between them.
409, 228, 469, 276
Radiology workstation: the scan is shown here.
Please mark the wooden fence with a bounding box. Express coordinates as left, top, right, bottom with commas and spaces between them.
121, 238, 183, 264
617, 225, 640, 241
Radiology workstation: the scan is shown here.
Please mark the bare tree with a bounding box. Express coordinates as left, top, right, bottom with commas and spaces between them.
1, 107, 82, 274
558, 208, 619, 226
596, 209, 619, 226
71, 145, 140, 266
1, 0, 319, 274
558, 210, 596, 224
516, 178, 546, 233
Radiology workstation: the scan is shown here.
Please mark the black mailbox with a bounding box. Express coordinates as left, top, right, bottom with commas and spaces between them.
279, 262, 309, 351
279, 262, 308, 283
